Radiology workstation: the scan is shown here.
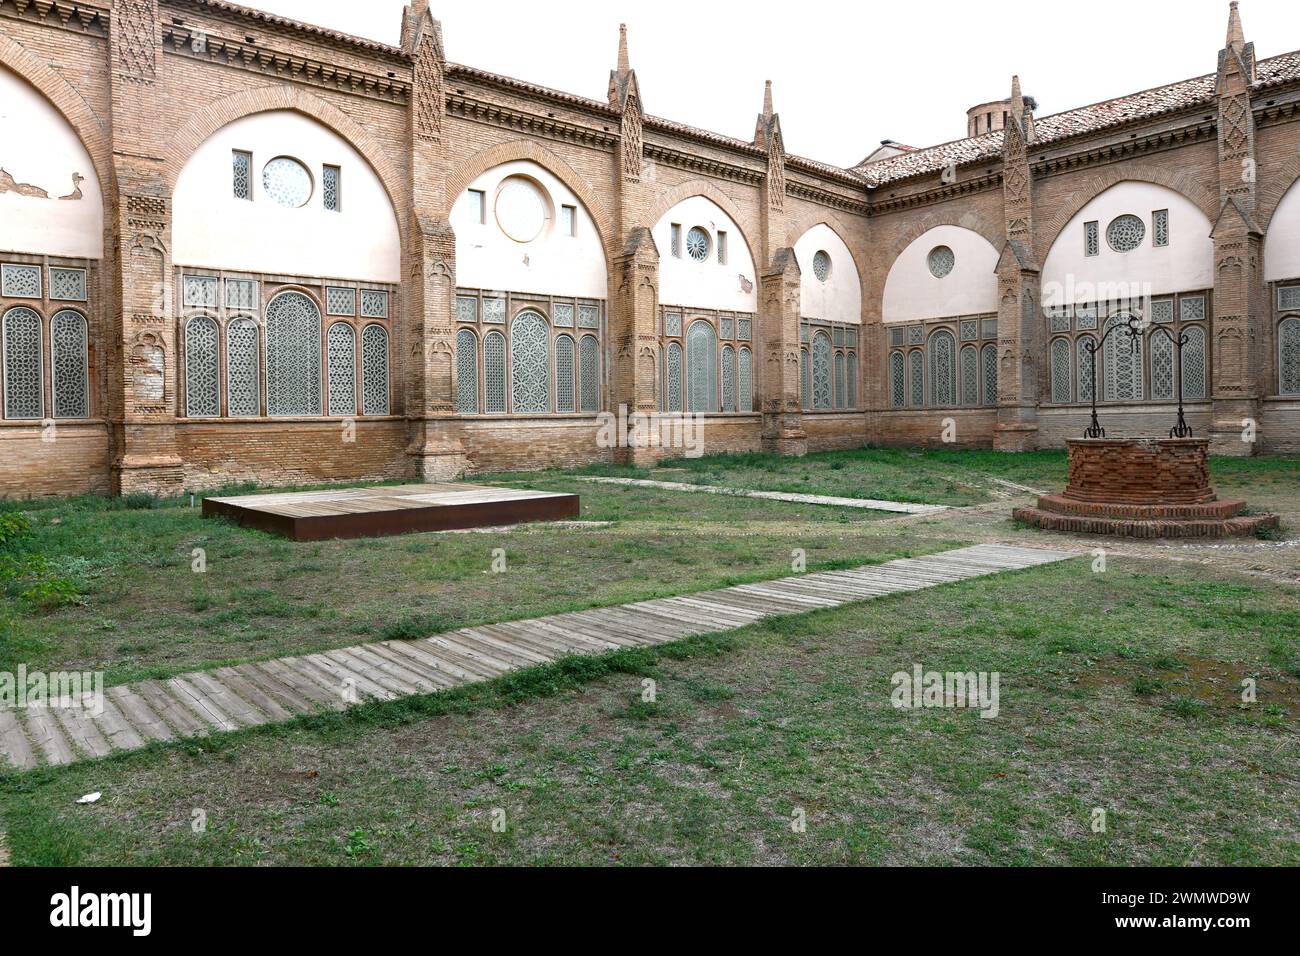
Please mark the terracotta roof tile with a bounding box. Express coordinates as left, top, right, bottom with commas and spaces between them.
192, 0, 404, 55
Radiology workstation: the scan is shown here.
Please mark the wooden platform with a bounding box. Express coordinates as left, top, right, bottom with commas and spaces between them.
202, 483, 581, 541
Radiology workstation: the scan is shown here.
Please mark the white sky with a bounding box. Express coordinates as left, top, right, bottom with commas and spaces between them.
246, 0, 1297, 168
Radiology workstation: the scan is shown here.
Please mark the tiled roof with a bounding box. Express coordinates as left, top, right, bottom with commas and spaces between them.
192, 0, 404, 55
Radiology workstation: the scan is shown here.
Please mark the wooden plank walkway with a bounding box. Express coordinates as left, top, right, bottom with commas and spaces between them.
573, 476, 948, 514
0, 544, 1074, 771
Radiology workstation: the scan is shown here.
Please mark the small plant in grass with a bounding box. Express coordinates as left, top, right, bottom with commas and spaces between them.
343, 829, 373, 858
1253, 523, 1282, 541
116, 493, 160, 511
1150, 654, 1182, 671
1132, 676, 1163, 696
1163, 695, 1209, 718
0, 511, 82, 610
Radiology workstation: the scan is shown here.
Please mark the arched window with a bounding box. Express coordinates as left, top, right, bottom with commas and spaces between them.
227, 319, 260, 416
738, 346, 753, 412
928, 330, 955, 406
890, 351, 905, 408
1103, 314, 1143, 401
456, 328, 479, 414
908, 349, 924, 407
800, 347, 811, 409
1181, 325, 1207, 400
721, 344, 736, 412
554, 333, 575, 413
811, 331, 832, 409
2, 307, 42, 420
1280, 317, 1300, 396
266, 291, 322, 416
1050, 337, 1072, 404
834, 351, 845, 408
484, 330, 506, 413
686, 320, 718, 412
982, 343, 998, 406
185, 315, 220, 418
1076, 336, 1096, 403
361, 325, 389, 416
511, 310, 550, 413
664, 341, 683, 412
960, 344, 979, 406
846, 351, 857, 408
579, 334, 600, 412
327, 322, 357, 416
51, 310, 89, 419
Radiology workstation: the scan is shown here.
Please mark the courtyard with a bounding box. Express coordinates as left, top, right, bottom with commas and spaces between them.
1, 446, 1296, 866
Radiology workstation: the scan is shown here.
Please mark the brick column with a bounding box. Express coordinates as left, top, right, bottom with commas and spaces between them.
108, 0, 183, 494
759, 249, 806, 455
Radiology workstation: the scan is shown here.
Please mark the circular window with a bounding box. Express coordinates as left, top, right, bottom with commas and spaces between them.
495, 177, 549, 242
1107, 214, 1145, 253
262, 157, 313, 208
812, 250, 832, 282
927, 245, 955, 278
686, 227, 711, 262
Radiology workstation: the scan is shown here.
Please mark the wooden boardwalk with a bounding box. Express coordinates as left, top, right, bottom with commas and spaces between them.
574, 476, 948, 514
0, 544, 1075, 771
203, 482, 580, 540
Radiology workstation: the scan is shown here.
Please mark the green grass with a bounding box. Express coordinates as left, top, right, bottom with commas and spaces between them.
2, 557, 1295, 866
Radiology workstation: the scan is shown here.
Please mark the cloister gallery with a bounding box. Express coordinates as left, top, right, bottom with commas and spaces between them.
1, 0, 1299, 496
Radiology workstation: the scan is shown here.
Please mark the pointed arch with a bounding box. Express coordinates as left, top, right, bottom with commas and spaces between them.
644, 179, 753, 239
1258, 157, 1300, 234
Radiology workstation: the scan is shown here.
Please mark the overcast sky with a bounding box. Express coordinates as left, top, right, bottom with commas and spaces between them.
248, 0, 1296, 168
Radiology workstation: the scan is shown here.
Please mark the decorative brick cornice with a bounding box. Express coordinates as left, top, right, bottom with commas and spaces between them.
161, 23, 410, 104
868, 172, 1001, 217
446, 94, 617, 151
787, 180, 867, 215
0, 0, 105, 36
1032, 120, 1218, 181
643, 143, 762, 186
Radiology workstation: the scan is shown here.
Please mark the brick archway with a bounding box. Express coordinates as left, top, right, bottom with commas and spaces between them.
0, 33, 110, 191
1257, 158, 1300, 235
643, 178, 760, 272
160, 86, 409, 217
789, 215, 866, 314
442, 140, 615, 252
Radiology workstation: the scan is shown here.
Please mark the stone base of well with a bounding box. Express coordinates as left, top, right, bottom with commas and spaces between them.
1013, 437, 1279, 539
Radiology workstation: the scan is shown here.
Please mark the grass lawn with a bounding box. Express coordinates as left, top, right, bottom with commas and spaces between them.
2, 556, 1296, 866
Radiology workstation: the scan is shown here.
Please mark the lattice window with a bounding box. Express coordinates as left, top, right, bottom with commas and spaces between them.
982, 344, 998, 405
1278, 287, 1300, 312
1150, 331, 1175, 400
1151, 299, 1174, 324
670, 224, 682, 258
813, 250, 831, 282
553, 302, 574, 328
323, 165, 341, 212
1084, 221, 1099, 257
457, 295, 479, 324
183, 275, 218, 308
225, 278, 257, 312
265, 291, 322, 416
578, 303, 600, 329
326, 287, 356, 316
928, 330, 955, 406
834, 326, 845, 347
456, 328, 478, 414
721, 316, 734, 340
738, 317, 751, 341
1182, 325, 1207, 400
3, 307, 42, 419
717, 231, 728, 266
233, 150, 252, 200
1, 264, 40, 300
50, 268, 87, 302
927, 246, 954, 278
51, 311, 88, 418
1049, 337, 1072, 403
664, 341, 683, 412
907, 325, 924, 346
800, 323, 810, 343
889, 327, 905, 348
185, 315, 220, 418
1281, 318, 1300, 396
908, 349, 924, 407
1153, 209, 1169, 247
579, 334, 600, 412
510, 310, 549, 413
739, 347, 753, 412
554, 334, 575, 413
664, 311, 682, 337
846, 328, 858, 348
360, 290, 388, 319
227, 319, 260, 417
361, 325, 389, 415
1180, 295, 1206, 322
846, 352, 857, 407
809, 331, 832, 410
960, 320, 979, 341
686, 227, 710, 262
686, 320, 718, 412
327, 322, 357, 416
483, 297, 506, 324
982, 318, 998, 339
262, 156, 312, 207
890, 351, 905, 408
1106, 214, 1145, 252
721, 344, 736, 412
484, 330, 506, 413
834, 351, 845, 408
1074, 306, 1097, 332
800, 347, 810, 409
961, 344, 979, 405
1103, 315, 1143, 401
1076, 336, 1096, 403
1048, 307, 1071, 333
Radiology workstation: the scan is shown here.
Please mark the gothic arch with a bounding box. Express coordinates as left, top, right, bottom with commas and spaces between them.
645, 179, 753, 239
0, 32, 110, 191
790, 215, 865, 289
161, 85, 409, 217
1037, 164, 1218, 256
882, 209, 1003, 263
443, 140, 615, 251
1257, 157, 1300, 235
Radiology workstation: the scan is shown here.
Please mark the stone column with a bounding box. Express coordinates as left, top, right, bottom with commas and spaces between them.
759, 249, 805, 456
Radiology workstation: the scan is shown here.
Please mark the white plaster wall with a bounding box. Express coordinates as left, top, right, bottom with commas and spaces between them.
795, 224, 862, 324
452, 160, 607, 297
1042, 181, 1213, 306
1265, 179, 1300, 283
653, 196, 757, 311
173, 110, 399, 282
882, 225, 998, 322
0, 66, 102, 259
